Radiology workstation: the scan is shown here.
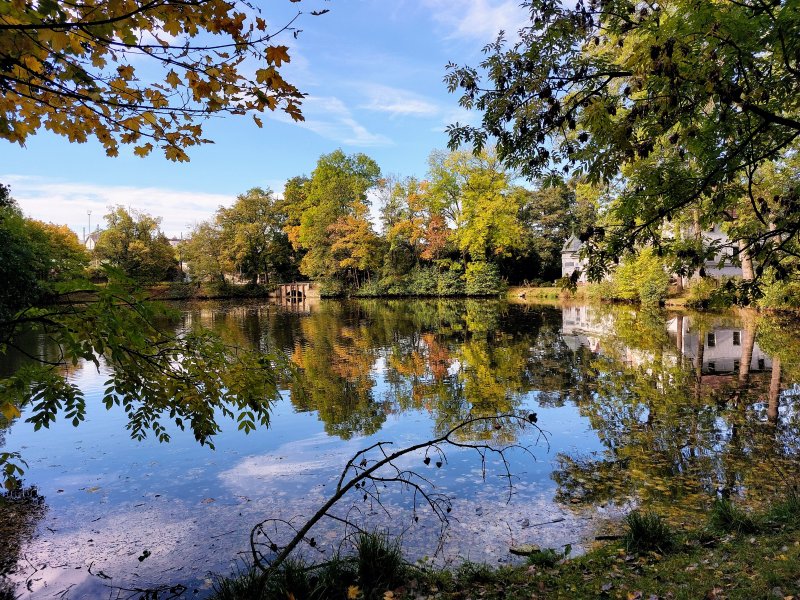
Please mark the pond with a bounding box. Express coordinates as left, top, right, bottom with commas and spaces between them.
1, 299, 799, 598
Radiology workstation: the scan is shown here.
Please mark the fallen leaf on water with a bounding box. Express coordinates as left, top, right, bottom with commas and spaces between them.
347, 585, 360, 599
201, 498, 215, 504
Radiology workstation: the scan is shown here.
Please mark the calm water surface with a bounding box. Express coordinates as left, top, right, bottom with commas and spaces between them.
1, 299, 798, 598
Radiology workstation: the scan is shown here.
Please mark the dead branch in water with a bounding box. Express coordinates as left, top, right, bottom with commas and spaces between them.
249, 412, 547, 579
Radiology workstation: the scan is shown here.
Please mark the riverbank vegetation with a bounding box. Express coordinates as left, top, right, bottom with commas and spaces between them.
209, 493, 800, 600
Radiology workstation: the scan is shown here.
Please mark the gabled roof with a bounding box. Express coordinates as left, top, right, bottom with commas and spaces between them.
562, 234, 582, 253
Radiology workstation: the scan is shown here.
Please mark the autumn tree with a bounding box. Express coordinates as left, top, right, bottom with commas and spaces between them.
287, 150, 381, 281
94, 206, 177, 282
445, 0, 800, 286
427, 148, 526, 262
217, 187, 297, 285
0, 0, 325, 160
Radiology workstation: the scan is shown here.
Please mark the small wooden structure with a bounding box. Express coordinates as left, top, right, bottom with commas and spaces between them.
275, 282, 317, 302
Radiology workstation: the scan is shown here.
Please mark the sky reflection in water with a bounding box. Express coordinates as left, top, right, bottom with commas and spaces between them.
1, 299, 798, 599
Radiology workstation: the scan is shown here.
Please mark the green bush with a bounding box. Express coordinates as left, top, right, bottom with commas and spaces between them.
407, 266, 438, 295
464, 261, 506, 296
605, 249, 670, 305
437, 268, 466, 296
757, 272, 800, 310
708, 498, 759, 534
623, 510, 676, 554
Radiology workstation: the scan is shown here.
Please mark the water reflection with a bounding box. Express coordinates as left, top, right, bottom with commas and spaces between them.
1, 299, 799, 597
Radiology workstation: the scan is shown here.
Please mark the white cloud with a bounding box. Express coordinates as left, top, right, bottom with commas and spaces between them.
1, 174, 243, 237
286, 95, 393, 147
424, 0, 528, 43
360, 84, 440, 117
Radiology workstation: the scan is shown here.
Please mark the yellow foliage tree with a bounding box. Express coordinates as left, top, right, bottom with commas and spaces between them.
0, 0, 321, 160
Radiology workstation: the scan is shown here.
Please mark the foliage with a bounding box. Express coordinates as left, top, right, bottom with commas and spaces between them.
446, 0, 800, 284
94, 206, 178, 282
518, 183, 597, 280
623, 510, 676, 554
286, 150, 382, 281
0, 269, 284, 487
0, 0, 318, 160
218, 187, 298, 285
756, 271, 800, 311
606, 248, 670, 305
708, 498, 759, 535
464, 261, 506, 296
0, 203, 43, 326
180, 222, 227, 283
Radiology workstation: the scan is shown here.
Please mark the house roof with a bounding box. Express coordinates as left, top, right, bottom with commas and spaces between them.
562, 234, 582, 253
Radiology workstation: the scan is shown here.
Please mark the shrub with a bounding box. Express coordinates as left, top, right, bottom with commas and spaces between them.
623, 510, 676, 554
611, 249, 670, 305
356, 531, 406, 599
464, 261, 506, 296
407, 266, 438, 296
757, 272, 800, 310
708, 498, 759, 534
437, 268, 465, 296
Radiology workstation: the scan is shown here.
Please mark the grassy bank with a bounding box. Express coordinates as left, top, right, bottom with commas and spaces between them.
211, 496, 800, 600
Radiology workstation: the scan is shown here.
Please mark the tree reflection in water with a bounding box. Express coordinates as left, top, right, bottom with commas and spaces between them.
271, 299, 799, 522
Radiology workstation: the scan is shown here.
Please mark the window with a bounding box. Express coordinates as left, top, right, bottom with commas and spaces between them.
708, 362, 716, 373
707, 332, 716, 348
732, 331, 741, 346
733, 360, 740, 372
758, 358, 765, 370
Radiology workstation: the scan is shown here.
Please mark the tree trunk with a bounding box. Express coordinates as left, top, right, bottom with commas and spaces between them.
738, 239, 755, 280
738, 312, 756, 388
694, 325, 704, 401
767, 356, 781, 426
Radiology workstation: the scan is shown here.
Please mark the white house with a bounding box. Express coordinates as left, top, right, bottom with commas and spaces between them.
561, 225, 744, 282
561, 234, 588, 283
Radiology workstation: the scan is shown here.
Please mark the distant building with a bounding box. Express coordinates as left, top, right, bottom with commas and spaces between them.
84, 230, 102, 251
561, 225, 743, 282
561, 234, 588, 283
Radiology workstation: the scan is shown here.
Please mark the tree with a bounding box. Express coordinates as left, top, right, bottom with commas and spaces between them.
445, 0, 800, 285
25, 220, 89, 284
518, 182, 597, 280
0, 0, 321, 160
427, 148, 526, 262
94, 206, 177, 282
180, 222, 228, 283
217, 187, 297, 285
288, 150, 381, 281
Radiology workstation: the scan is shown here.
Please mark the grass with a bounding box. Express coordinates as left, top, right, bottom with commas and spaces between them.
210, 497, 800, 600
623, 510, 676, 554
708, 498, 760, 534
210, 531, 403, 600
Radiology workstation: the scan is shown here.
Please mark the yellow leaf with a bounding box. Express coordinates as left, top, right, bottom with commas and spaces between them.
165, 70, 181, 88
383, 592, 395, 600
266, 45, 290, 67
347, 585, 360, 599
133, 143, 153, 157
142, 112, 157, 125
253, 115, 263, 128
1, 402, 21, 421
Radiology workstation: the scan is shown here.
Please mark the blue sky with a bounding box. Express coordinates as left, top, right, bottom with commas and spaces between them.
1, 0, 528, 237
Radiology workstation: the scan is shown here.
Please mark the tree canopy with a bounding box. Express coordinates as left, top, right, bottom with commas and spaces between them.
445, 0, 800, 286
94, 206, 178, 282
0, 0, 321, 160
